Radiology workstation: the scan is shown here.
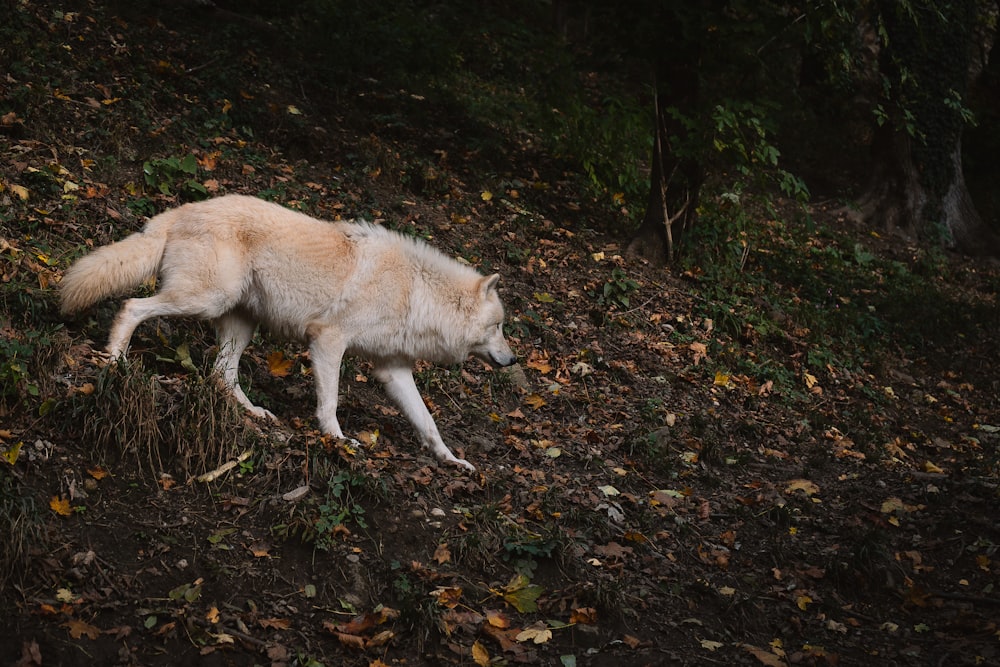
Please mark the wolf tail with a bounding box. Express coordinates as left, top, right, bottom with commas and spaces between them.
59, 212, 172, 315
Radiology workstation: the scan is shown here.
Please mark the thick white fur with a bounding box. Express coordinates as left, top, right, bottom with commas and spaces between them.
60, 195, 516, 470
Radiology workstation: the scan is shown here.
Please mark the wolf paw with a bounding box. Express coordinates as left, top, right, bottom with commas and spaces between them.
247, 405, 278, 422
449, 457, 475, 472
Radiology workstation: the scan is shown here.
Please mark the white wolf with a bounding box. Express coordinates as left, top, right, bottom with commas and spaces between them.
60, 195, 516, 471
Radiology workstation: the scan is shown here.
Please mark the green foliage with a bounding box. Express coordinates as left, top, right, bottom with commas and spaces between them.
314, 470, 369, 542
0, 335, 40, 406
142, 154, 208, 199
551, 95, 653, 215
0, 328, 59, 413
601, 268, 640, 309
275, 468, 374, 552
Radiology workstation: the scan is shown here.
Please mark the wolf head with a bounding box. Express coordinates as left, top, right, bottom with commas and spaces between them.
468, 274, 517, 368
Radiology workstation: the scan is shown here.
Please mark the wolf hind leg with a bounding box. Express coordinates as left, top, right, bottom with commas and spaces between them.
213, 311, 275, 421
107, 295, 198, 358
372, 363, 474, 471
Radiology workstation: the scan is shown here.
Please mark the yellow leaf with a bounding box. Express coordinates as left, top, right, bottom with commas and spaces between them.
2, 441, 23, 465
713, 371, 733, 388
10, 183, 29, 201
267, 350, 294, 377
50, 495, 72, 516
922, 460, 944, 474
481, 190, 493, 201
472, 640, 490, 667
700, 639, 724, 651
206, 606, 220, 623
796, 595, 812, 611
524, 393, 547, 409
785, 479, 820, 496
86, 465, 109, 480
485, 609, 510, 628
803, 372, 818, 389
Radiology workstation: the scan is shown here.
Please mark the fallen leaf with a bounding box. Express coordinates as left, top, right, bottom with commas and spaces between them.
699, 638, 724, 651
742, 643, 788, 666
922, 460, 944, 473
503, 574, 544, 613
267, 351, 294, 377
516, 623, 552, 644
784, 479, 820, 496
431, 586, 462, 608
485, 609, 510, 628
525, 352, 553, 374
524, 393, 547, 409
433, 543, 451, 564
570, 607, 597, 624
86, 465, 109, 480
63, 618, 101, 640
259, 617, 291, 630
50, 495, 72, 516
689, 342, 708, 364
472, 640, 490, 666
334, 632, 366, 649
2, 441, 23, 465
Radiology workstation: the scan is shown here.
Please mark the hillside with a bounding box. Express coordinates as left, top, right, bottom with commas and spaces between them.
1, 2, 998, 666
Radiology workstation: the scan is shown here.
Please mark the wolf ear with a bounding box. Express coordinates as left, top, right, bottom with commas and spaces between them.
480, 273, 501, 297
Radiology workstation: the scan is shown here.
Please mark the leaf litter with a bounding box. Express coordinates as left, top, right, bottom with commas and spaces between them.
0, 2, 998, 667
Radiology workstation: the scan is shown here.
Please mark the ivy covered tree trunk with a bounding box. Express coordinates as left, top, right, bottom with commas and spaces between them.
859, 0, 999, 252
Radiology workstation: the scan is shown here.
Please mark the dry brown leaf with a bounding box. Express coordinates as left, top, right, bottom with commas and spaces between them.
63, 618, 101, 640
433, 542, 451, 564
260, 617, 291, 630
742, 644, 787, 666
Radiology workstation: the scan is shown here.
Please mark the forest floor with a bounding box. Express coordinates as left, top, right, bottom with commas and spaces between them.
1, 2, 998, 666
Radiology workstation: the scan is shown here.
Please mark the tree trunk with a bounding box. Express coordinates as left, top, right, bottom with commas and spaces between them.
627, 62, 702, 265
860, 0, 1000, 254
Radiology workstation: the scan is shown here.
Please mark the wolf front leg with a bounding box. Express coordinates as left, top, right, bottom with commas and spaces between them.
308, 327, 349, 438
373, 364, 475, 471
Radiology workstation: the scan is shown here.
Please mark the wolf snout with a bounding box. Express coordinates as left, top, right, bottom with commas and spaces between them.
490, 350, 517, 367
